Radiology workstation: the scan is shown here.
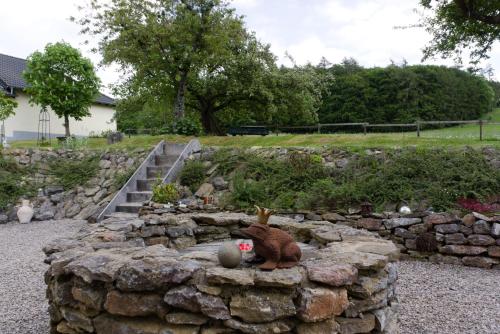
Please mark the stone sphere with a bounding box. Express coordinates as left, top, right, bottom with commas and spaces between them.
218, 242, 242, 268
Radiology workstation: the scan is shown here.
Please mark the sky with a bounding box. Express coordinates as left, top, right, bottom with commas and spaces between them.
1, 0, 499, 96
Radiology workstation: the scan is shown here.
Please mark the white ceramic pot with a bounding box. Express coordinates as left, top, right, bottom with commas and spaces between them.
17, 200, 34, 224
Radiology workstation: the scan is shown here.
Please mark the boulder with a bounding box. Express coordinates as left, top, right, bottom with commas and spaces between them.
297, 287, 348, 322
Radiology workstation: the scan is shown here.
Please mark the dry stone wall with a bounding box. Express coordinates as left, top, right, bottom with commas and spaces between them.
0, 148, 148, 223
44, 211, 400, 334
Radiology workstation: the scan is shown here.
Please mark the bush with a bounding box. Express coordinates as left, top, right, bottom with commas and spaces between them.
161, 117, 203, 136
0, 156, 36, 210
152, 183, 179, 204
48, 156, 99, 189
180, 160, 206, 192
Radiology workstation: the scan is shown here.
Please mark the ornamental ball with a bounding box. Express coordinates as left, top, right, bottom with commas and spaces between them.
218, 242, 242, 268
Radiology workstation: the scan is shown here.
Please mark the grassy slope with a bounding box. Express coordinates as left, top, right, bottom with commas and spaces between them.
9, 109, 500, 150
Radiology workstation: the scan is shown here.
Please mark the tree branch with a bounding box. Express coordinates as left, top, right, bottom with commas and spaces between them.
453, 0, 500, 25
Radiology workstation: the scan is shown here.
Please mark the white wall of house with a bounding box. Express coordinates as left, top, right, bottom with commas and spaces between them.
3, 91, 116, 140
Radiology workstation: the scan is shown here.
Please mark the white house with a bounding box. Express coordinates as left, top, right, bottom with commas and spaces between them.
0, 53, 116, 140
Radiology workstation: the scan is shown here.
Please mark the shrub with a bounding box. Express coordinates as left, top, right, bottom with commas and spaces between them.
180, 160, 206, 192
162, 117, 203, 136
152, 183, 179, 204
0, 156, 36, 210
48, 156, 99, 189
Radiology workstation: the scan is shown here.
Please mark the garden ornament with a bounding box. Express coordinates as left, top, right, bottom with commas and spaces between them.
218, 241, 242, 268
240, 206, 302, 270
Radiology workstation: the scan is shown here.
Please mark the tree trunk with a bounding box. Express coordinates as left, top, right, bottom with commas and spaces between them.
201, 107, 222, 135
173, 70, 188, 119
64, 114, 70, 137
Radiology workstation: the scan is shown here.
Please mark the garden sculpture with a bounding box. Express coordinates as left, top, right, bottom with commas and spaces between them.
240, 206, 302, 270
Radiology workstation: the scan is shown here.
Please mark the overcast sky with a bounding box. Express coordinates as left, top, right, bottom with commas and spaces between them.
1, 0, 499, 96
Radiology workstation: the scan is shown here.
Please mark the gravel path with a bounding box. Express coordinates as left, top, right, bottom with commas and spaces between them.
0, 220, 498, 334
398, 260, 500, 334
0, 220, 85, 334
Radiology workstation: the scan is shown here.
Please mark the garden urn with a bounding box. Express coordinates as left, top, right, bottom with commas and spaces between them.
17, 200, 34, 224
218, 241, 242, 268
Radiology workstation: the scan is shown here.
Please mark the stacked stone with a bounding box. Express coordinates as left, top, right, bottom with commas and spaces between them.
0, 148, 147, 222
44, 212, 400, 334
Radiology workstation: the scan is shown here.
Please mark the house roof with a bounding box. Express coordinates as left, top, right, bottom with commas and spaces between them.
0, 53, 115, 106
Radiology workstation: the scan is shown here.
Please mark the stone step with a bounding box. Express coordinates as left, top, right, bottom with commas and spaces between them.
136, 179, 158, 191
115, 202, 143, 213
103, 212, 138, 220
147, 166, 171, 179
127, 191, 153, 202
155, 154, 178, 166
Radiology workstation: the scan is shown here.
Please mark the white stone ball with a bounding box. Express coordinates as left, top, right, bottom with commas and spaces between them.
217, 242, 242, 268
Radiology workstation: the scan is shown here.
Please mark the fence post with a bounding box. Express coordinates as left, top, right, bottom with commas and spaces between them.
363, 123, 367, 135
479, 120, 483, 141
416, 121, 420, 137
317, 124, 321, 134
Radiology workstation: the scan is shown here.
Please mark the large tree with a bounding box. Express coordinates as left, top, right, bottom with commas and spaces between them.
76, 0, 244, 121
419, 0, 500, 64
23, 42, 101, 137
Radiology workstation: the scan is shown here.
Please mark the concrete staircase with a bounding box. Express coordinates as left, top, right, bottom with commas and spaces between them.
97, 139, 201, 221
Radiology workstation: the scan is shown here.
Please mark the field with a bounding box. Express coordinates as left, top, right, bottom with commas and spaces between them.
9, 109, 500, 151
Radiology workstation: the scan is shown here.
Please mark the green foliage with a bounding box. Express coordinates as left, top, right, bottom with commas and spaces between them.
318, 63, 495, 124
152, 183, 179, 204
162, 117, 203, 136
179, 160, 206, 192
48, 156, 99, 189
59, 136, 88, 150
23, 42, 100, 136
418, 0, 500, 64
218, 149, 500, 212
0, 93, 18, 121
0, 156, 35, 210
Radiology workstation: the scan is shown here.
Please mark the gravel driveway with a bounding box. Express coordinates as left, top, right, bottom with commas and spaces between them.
0, 220, 498, 334
0, 220, 85, 334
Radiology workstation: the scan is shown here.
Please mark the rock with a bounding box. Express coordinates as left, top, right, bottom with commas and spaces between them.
71, 286, 105, 310
324, 239, 400, 262
297, 287, 348, 322
311, 226, 342, 243
165, 312, 209, 325
462, 213, 476, 227
488, 246, 500, 257
467, 234, 495, 246
357, 218, 382, 231
322, 212, 346, 222
348, 274, 388, 298
383, 218, 421, 229
462, 256, 498, 269
472, 212, 492, 222
336, 314, 376, 334
211, 177, 228, 191
164, 286, 230, 320
60, 307, 94, 333
434, 223, 459, 234
94, 314, 199, 334
116, 258, 201, 291
394, 228, 416, 239
56, 321, 78, 334
191, 212, 251, 226
459, 225, 473, 235
75, 204, 100, 220
229, 290, 296, 323
0, 214, 8, 224
43, 238, 87, 255
408, 223, 430, 234
305, 262, 358, 287
424, 213, 458, 225
195, 183, 215, 198
84, 186, 100, 197
473, 220, 491, 234
492, 223, 500, 237
206, 267, 254, 286
445, 233, 467, 245
65, 203, 81, 218
439, 245, 487, 256
296, 319, 340, 334
305, 212, 322, 221
254, 267, 303, 287
99, 160, 112, 169
345, 289, 388, 317
405, 239, 416, 250
104, 290, 167, 317
224, 318, 294, 334
46, 185, 64, 195
65, 251, 127, 283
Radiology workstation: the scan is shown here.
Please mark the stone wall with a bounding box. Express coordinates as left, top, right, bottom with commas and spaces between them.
0, 148, 148, 223
44, 211, 400, 334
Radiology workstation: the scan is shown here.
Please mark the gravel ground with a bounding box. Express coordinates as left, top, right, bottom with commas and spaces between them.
398, 260, 500, 334
0, 220, 85, 334
0, 220, 498, 334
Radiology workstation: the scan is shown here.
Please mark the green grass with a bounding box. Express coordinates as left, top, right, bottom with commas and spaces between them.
8, 109, 500, 150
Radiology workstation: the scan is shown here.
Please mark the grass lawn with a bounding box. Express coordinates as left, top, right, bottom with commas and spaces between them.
8, 110, 500, 151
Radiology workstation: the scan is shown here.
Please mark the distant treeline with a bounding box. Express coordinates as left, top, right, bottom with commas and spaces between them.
318, 61, 497, 124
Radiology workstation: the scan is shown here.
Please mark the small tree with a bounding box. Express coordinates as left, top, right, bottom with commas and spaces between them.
0, 93, 17, 122
23, 42, 100, 137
